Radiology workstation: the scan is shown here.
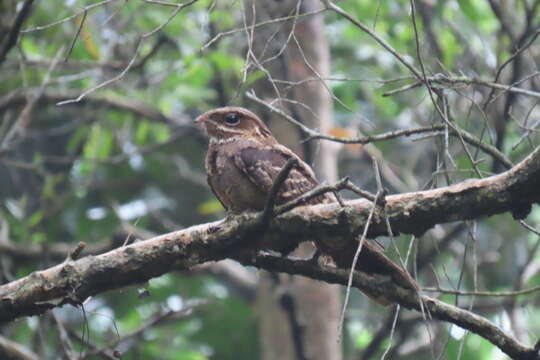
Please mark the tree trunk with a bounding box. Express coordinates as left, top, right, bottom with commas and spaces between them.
245, 1, 342, 360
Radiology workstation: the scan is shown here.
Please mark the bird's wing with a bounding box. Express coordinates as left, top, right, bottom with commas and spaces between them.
233, 145, 320, 205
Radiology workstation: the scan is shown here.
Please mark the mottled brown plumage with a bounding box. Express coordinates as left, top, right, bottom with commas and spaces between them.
196, 107, 418, 292
196, 107, 328, 212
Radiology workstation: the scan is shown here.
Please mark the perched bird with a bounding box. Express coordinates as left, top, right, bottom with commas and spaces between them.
195, 107, 417, 291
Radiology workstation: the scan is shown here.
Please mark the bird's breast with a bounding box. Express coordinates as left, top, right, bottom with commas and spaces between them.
207, 142, 266, 212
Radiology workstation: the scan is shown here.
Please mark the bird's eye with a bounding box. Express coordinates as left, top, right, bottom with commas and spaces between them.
224, 113, 241, 125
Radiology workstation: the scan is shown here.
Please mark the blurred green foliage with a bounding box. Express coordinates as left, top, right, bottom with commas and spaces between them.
1, 0, 539, 359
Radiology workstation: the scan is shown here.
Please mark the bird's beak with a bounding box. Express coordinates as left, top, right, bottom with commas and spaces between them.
194, 114, 206, 123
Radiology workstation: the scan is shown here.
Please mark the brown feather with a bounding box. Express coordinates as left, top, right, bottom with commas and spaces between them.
197, 107, 418, 292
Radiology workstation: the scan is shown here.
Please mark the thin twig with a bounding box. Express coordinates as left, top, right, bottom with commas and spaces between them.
64, 10, 88, 62
247, 90, 443, 143
247, 91, 513, 168
201, 9, 325, 50
1, 47, 64, 149
338, 189, 385, 339
321, 0, 423, 80
52, 312, 77, 360
381, 305, 400, 360
0, 0, 35, 65
343, 179, 376, 201
22, 0, 115, 33
57, 0, 199, 106
519, 220, 540, 236
274, 177, 376, 215
410, 0, 483, 177
483, 28, 540, 108
261, 158, 298, 227
422, 285, 540, 297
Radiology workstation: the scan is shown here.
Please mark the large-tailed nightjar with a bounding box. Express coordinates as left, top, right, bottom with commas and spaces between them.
195, 107, 417, 293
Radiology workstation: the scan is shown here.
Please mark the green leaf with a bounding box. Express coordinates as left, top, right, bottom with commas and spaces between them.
354, 330, 373, 349
83, 124, 113, 160
28, 210, 44, 227
20, 38, 41, 58
136, 120, 150, 145
31, 232, 46, 244
197, 199, 224, 215
150, 123, 171, 143
458, 0, 481, 22
67, 126, 90, 154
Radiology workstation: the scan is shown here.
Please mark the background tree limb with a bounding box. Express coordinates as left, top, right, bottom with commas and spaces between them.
1, 146, 539, 358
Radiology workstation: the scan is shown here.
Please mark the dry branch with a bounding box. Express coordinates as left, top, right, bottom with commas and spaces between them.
0, 146, 539, 358
244, 255, 538, 360
0, 90, 186, 126
0, 0, 35, 65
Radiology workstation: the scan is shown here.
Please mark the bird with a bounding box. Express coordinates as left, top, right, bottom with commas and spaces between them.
195, 106, 418, 292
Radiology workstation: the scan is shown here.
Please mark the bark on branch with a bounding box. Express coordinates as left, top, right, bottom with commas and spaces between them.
244, 255, 539, 360
1, 147, 539, 358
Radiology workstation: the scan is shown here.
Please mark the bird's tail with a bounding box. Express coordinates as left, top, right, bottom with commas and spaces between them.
355, 240, 418, 291
320, 238, 419, 292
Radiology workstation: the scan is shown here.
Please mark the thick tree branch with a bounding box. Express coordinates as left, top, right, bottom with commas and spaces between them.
0, 147, 539, 358
243, 255, 538, 360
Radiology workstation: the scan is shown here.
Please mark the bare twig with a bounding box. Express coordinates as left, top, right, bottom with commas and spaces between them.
247, 90, 442, 143
343, 179, 376, 201
409, 0, 483, 178
245, 254, 537, 360
247, 91, 513, 168
66, 242, 87, 262
22, 0, 115, 33
52, 312, 77, 360
79, 303, 203, 358
388, 74, 540, 101
483, 28, 540, 108
261, 157, 298, 226
0, 0, 35, 65
1, 149, 540, 357
422, 285, 540, 297
274, 177, 376, 215
381, 305, 400, 360
1, 47, 64, 149
64, 10, 88, 62
57, 0, 199, 106
321, 0, 423, 79
519, 220, 540, 237
0, 89, 187, 126
201, 9, 325, 50
338, 188, 385, 338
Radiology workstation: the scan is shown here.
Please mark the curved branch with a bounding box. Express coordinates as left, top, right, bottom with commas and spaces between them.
0, 146, 539, 358
244, 255, 538, 360
246, 90, 512, 168
0, 90, 189, 127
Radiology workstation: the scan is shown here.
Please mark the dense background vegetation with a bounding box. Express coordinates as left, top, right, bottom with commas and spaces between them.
1, 0, 540, 359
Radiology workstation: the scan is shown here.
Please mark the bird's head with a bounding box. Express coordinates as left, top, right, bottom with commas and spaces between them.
195, 107, 273, 143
